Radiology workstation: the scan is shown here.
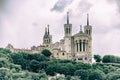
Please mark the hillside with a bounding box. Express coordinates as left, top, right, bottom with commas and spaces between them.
0, 48, 120, 80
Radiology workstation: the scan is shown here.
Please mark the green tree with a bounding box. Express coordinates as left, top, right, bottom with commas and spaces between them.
94, 55, 102, 62
10, 64, 21, 73
89, 69, 105, 80
59, 66, 70, 76
75, 62, 92, 70
41, 49, 52, 57
65, 63, 75, 76
74, 69, 89, 80
0, 48, 11, 54
10, 53, 28, 69
39, 61, 48, 70
29, 60, 40, 73
27, 53, 49, 62
45, 64, 56, 76
106, 71, 120, 80
0, 58, 10, 68
102, 55, 116, 63
0, 67, 12, 80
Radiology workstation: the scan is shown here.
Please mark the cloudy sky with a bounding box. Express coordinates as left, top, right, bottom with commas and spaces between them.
0, 0, 120, 56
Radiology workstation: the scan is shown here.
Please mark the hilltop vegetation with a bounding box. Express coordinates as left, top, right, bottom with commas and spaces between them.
0, 48, 120, 80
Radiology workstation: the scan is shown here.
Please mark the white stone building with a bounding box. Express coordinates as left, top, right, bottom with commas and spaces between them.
6, 12, 92, 63
37, 12, 92, 63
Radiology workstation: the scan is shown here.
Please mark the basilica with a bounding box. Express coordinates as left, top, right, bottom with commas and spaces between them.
6, 12, 92, 63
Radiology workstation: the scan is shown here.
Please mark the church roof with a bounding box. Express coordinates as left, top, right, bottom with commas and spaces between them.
73, 32, 88, 37
44, 34, 49, 38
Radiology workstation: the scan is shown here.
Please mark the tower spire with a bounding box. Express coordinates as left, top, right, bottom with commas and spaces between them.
67, 12, 69, 24
45, 27, 47, 33
87, 14, 89, 26
80, 25, 83, 33
47, 24, 49, 35
44, 27, 48, 38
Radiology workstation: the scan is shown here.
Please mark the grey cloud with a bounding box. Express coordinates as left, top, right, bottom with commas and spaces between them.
77, 0, 93, 14
0, 0, 8, 12
114, 23, 120, 29
115, 0, 120, 12
51, 0, 73, 12
108, 0, 120, 13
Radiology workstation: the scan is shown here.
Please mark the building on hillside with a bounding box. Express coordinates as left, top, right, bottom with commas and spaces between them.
35, 12, 92, 63
6, 44, 38, 53
6, 12, 92, 63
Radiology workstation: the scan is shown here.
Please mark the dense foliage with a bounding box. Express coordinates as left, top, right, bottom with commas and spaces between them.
0, 48, 120, 80
102, 55, 120, 63
94, 54, 102, 62
41, 49, 52, 57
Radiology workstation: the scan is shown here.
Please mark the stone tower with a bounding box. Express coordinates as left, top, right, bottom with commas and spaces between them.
84, 14, 92, 63
84, 14, 92, 36
73, 14, 92, 63
43, 25, 52, 47
64, 12, 72, 37
64, 12, 72, 59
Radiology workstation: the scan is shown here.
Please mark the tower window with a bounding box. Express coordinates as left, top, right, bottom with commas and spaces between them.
66, 28, 69, 34
69, 28, 70, 34
85, 57, 87, 60
86, 30, 88, 34
89, 30, 91, 35
62, 53, 65, 56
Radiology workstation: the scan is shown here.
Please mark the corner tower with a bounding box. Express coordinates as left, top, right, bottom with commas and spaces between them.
43, 25, 52, 47
84, 14, 92, 63
64, 12, 72, 37
64, 12, 72, 59
84, 14, 92, 36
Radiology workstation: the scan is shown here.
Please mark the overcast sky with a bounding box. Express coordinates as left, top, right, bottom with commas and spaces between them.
0, 0, 120, 56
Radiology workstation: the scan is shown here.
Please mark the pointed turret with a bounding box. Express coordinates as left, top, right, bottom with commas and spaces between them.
47, 24, 50, 35
87, 14, 89, 26
67, 12, 69, 24
44, 27, 48, 38
84, 14, 92, 36
64, 12, 72, 37
45, 27, 47, 32
80, 25, 83, 33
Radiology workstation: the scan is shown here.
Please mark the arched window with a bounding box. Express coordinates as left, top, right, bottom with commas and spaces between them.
85, 57, 87, 60
86, 30, 88, 34
76, 41, 78, 52
83, 40, 86, 51
89, 30, 91, 35
62, 53, 65, 56
69, 28, 70, 34
66, 28, 69, 34
79, 40, 82, 52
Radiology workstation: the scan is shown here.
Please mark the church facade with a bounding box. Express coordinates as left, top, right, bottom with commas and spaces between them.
6, 12, 92, 63
36, 12, 92, 63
